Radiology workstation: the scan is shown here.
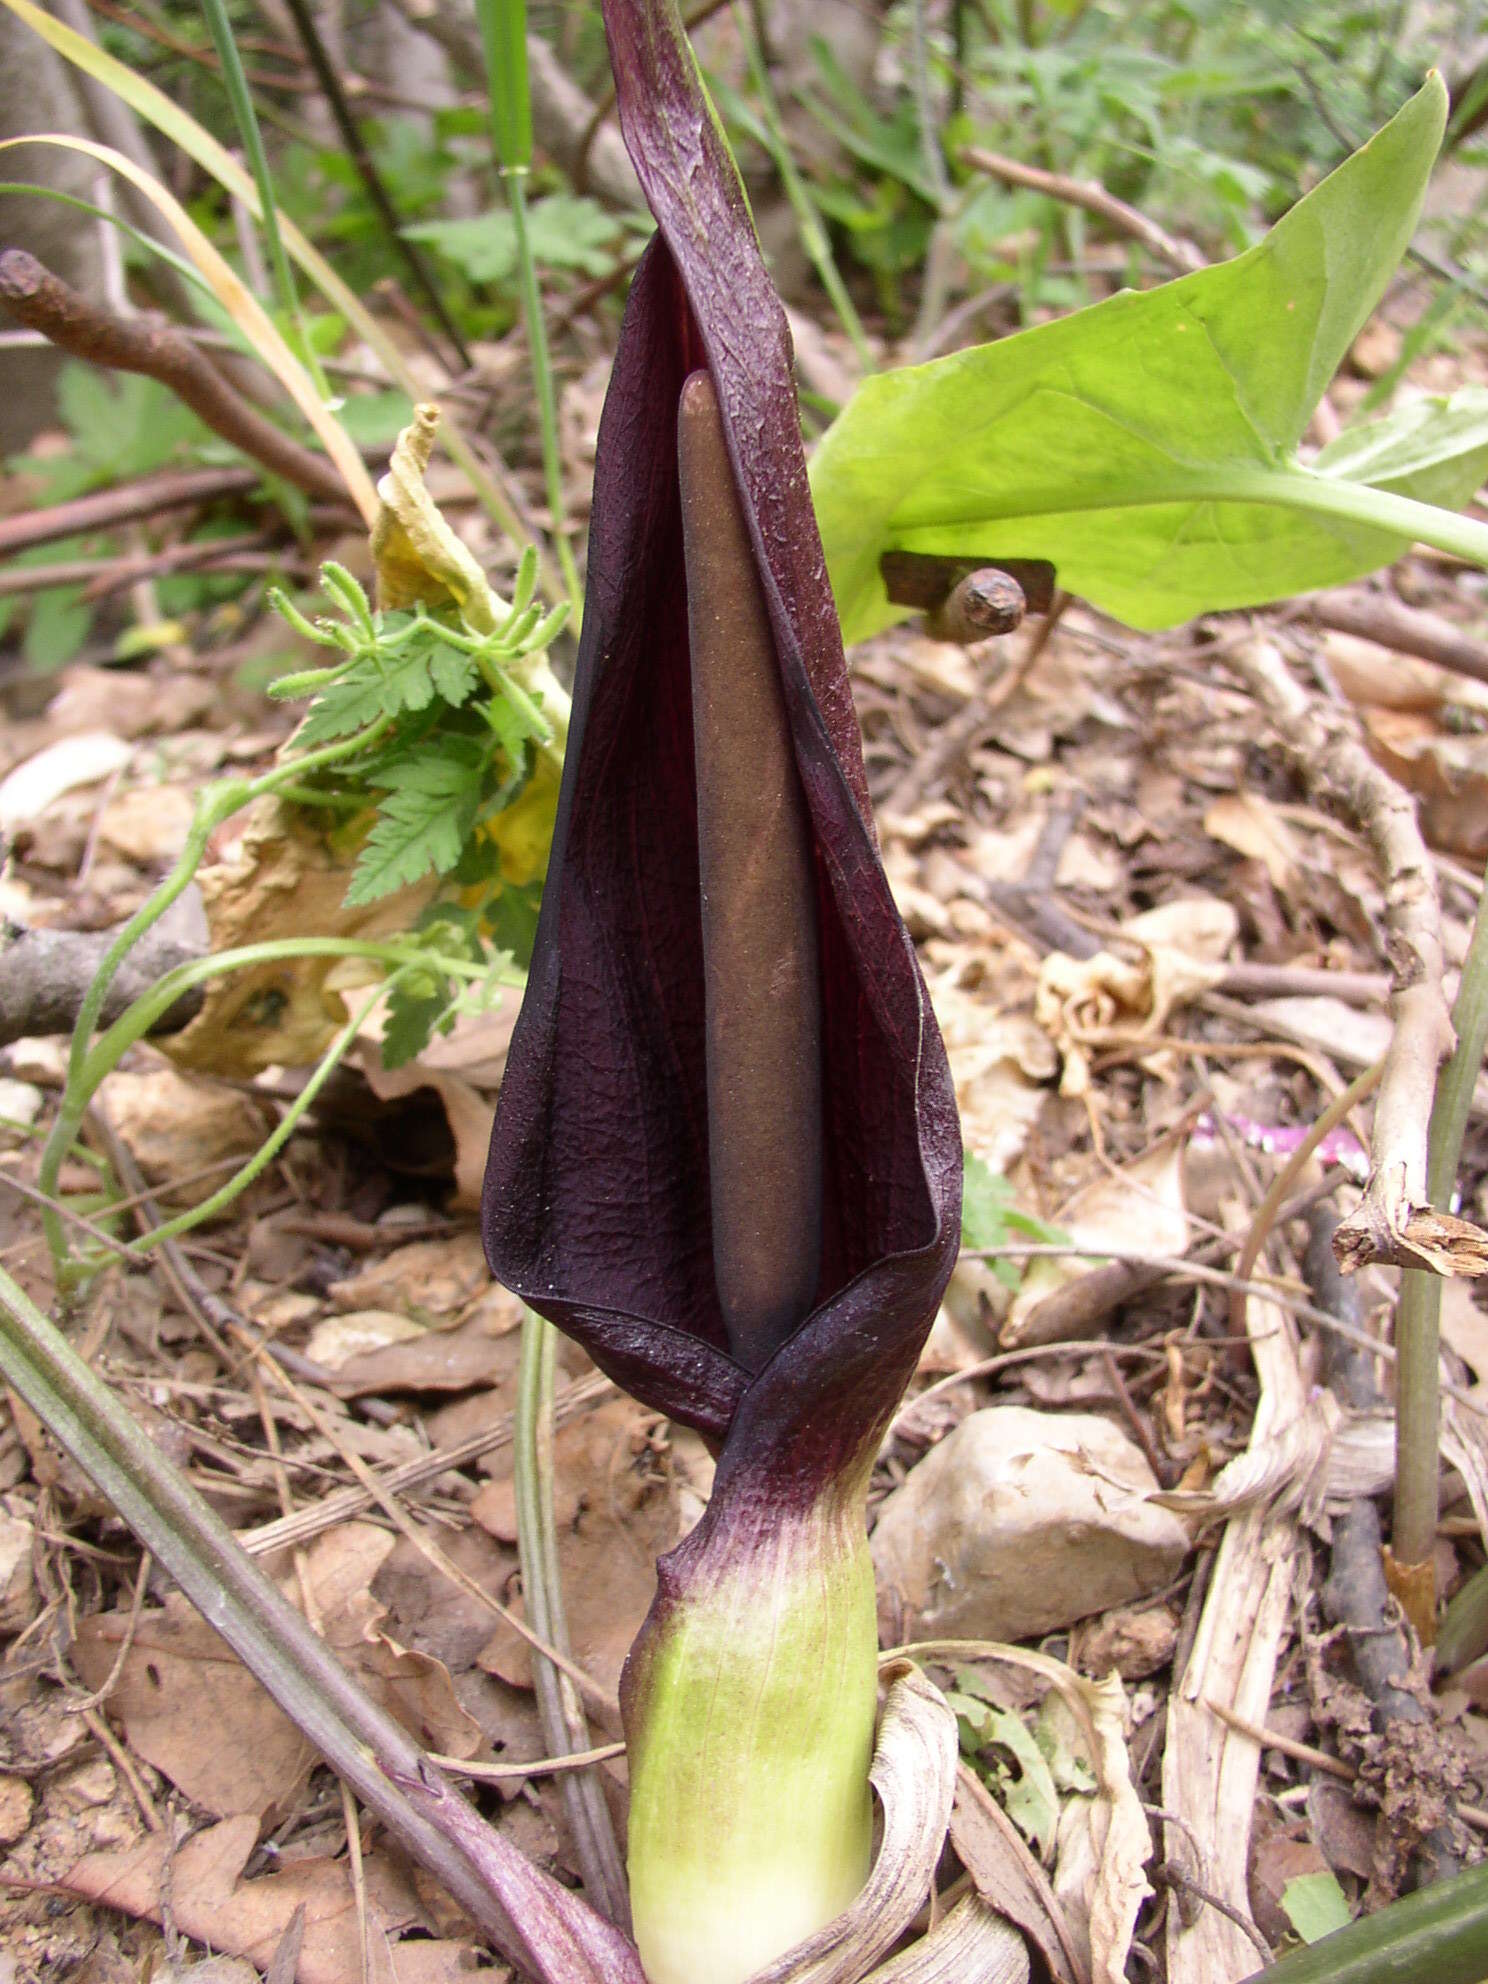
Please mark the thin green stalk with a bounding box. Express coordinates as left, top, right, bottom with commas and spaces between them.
733, 12, 875, 375
515, 1308, 630, 1925
507, 177, 583, 616
474, 0, 584, 622
0, 1262, 629, 1982
121, 976, 394, 1256
1223, 465, 1488, 571
38, 720, 392, 1278
0, 180, 211, 298
1403, 866, 1488, 1603
80, 935, 505, 1089
1393, 1266, 1442, 1576
197, 0, 328, 399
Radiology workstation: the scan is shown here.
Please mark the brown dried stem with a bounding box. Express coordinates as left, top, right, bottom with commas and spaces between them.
960, 146, 1206, 274
1311, 585, 1488, 692
0, 248, 348, 502
0, 466, 265, 558
1225, 636, 1465, 1276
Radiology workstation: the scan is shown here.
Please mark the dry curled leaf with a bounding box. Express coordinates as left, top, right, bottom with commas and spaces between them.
860, 1896, 1029, 1983
371, 404, 499, 629
1035, 899, 1236, 1096
950, 1762, 1086, 1984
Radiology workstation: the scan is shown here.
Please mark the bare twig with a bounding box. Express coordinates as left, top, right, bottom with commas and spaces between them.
961, 146, 1206, 274
0, 467, 269, 559
239, 1371, 614, 1556
0, 249, 347, 502
1311, 586, 1488, 692
1224, 637, 1468, 1276
0, 535, 296, 602
0, 922, 205, 1048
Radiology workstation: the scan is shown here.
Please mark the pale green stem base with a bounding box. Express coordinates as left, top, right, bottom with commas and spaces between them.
623, 1486, 878, 1984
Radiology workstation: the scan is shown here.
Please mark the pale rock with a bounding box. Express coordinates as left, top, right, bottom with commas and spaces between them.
305, 1309, 424, 1371
872, 1406, 1189, 1643
98, 1065, 269, 1203
0, 1511, 37, 1635
0, 1078, 43, 1127
0, 1775, 32, 1847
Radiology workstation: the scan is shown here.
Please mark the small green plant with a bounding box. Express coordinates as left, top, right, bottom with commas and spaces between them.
266, 553, 567, 1064
945, 1664, 1095, 1861
961, 1149, 1071, 1288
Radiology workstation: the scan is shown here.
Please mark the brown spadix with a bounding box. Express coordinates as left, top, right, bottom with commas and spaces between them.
678, 368, 823, 1372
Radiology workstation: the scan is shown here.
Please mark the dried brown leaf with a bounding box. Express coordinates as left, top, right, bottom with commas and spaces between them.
58, 1814, 503, 1984
949, 1762, 1086, 1984
329, 1231, 493, 1319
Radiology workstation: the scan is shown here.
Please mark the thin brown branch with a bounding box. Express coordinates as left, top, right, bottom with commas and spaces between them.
0, 467, 263, 559
0, 249, 348, 502
1225, 636, 1467, 1276
960, 146, 1206, 274
0, 534, 296, 602
1310, 585, 1488, 692
0, 922, 205, 1048
239, 1372, 614, 1557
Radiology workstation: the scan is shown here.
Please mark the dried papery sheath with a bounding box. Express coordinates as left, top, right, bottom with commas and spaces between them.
481, 0, 961, 1971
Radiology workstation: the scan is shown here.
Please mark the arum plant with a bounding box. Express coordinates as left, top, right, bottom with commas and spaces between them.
481, 0, 961, 1975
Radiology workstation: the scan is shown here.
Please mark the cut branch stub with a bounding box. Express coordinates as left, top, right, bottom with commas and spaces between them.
879, 550, 1056, 644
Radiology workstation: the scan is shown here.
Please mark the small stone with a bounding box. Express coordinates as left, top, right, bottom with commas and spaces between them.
0, 1775, 34, 1846
0, 1078, 43, 1127
872, 1406, 1190, 1644
0, 1512, 37, 1635
1077, 1603, 1179, 1679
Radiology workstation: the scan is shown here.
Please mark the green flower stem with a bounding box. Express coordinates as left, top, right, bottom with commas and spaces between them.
38, 719, 392, 1280
119, 975, 394, 1258
1408, 867, 1488, 1621
507, 171, 585, 624
1220, 466, 1488, 572
0, 1260, 624, 1981
514, 1308, 630, 1925
78, 936, 509, 1094
623, 1473, 879, 1984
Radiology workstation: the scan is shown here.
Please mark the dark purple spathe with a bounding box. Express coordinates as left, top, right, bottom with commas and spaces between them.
481, 0, 961, 1504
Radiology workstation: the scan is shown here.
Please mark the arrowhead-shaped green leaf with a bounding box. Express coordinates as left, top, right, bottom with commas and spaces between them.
812, 76, 1479, 636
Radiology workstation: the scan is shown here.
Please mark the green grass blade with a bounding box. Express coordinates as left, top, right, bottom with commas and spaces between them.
197, 0, 327, 398
476, 0, 534, 172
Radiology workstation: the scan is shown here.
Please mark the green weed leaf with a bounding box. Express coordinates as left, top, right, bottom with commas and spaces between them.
962, 1151, 1068, 1288
812, 77, 1472, 635
406, 195, 622, 286
345, 743, 485, 905
946, 1685, 1062, 1861
293, 628, 478, 744
1280, 1871, 1354, 1944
